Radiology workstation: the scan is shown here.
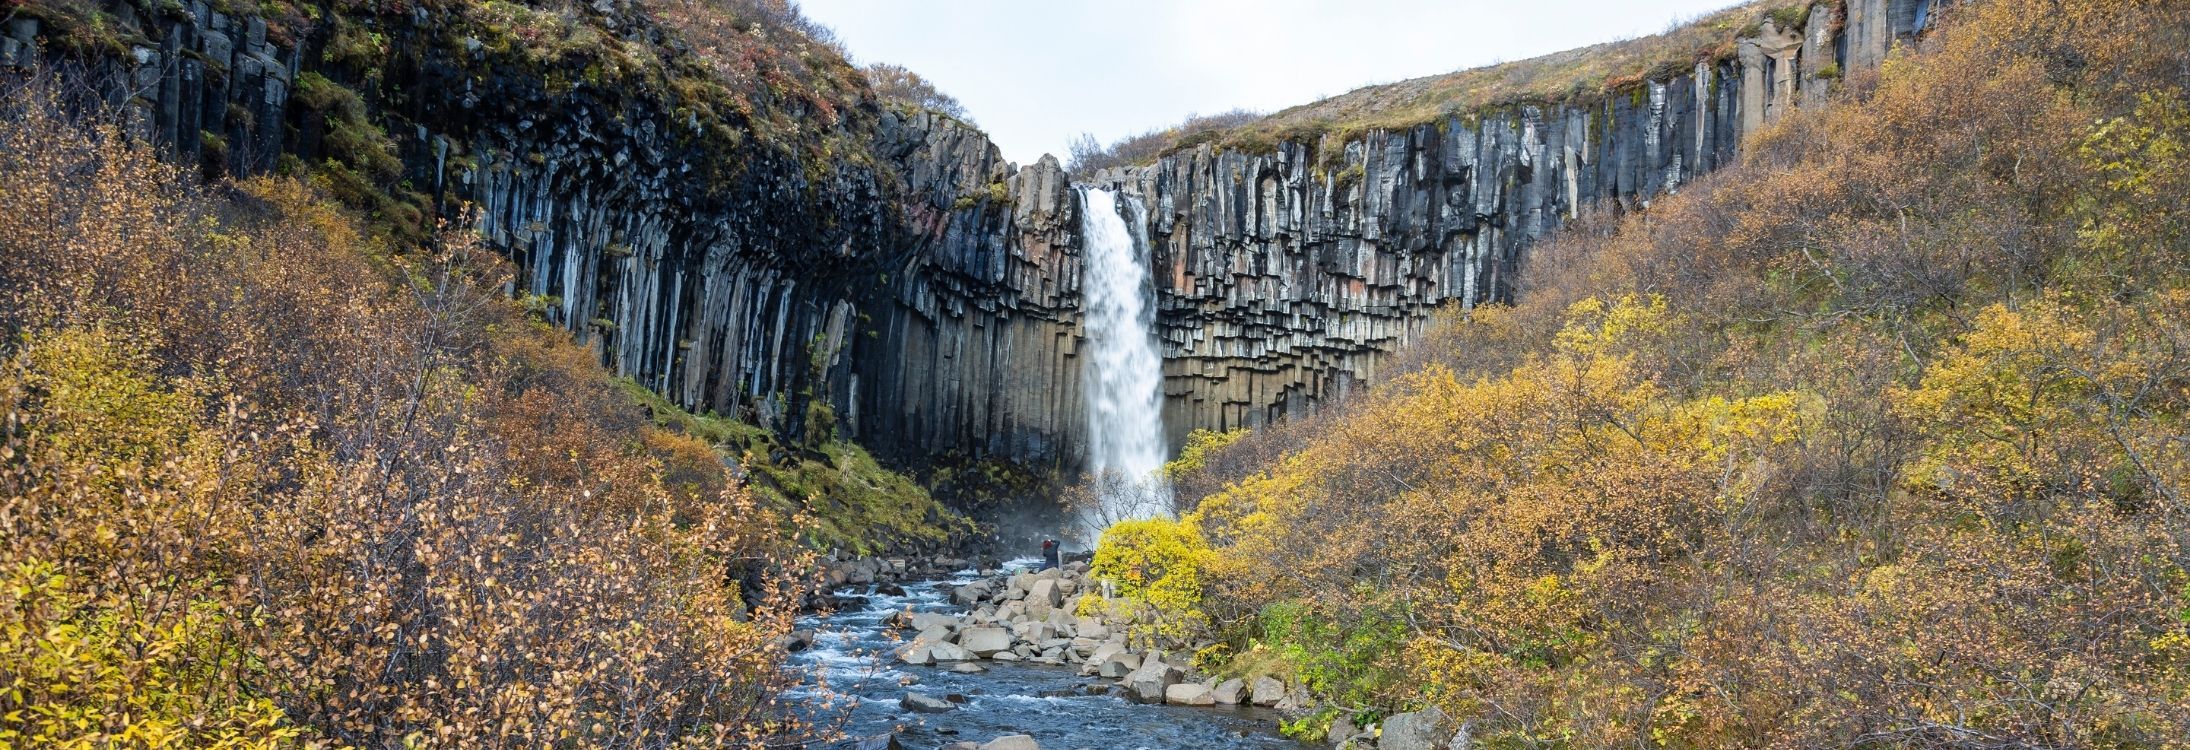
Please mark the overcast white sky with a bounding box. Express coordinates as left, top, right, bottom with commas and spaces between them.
798, 0, 1750, 164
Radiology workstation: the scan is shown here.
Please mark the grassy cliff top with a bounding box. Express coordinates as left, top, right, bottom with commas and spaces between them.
1177, 0, 1812, 156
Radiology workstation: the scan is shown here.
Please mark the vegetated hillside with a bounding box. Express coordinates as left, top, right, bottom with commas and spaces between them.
1099, 0, 2190, 746
5, 0, 976, 547
0, 83, 843, 747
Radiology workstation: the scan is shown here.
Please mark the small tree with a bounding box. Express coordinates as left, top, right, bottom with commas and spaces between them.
863, 63, 972, 123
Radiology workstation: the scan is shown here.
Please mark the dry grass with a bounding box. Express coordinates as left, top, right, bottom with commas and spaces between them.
1178, 0, 1809, 157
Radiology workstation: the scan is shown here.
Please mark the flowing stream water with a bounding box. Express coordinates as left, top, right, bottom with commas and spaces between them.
791, 560, 1309, 750
1077, 188, 1172, 525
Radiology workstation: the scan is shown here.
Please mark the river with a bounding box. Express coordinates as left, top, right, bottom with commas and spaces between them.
791, 559, 1312, 750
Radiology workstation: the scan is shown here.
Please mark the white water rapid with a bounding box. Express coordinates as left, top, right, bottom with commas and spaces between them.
1077, 187, 1172, 527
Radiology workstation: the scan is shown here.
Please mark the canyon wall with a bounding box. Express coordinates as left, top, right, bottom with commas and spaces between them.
2, 0, 1942, 478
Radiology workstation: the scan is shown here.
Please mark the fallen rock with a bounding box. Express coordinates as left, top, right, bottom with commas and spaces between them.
978, 735, 1039, 750
959, 627, 1013, 657
1027, 578, 1062, 611
1250, 676, 1286, 707
1097, 651, 1141, 678
776, 630, 815, 652
827, 733, 904, 750
1379, 706, 1454, 750
930, 642, 972, 662
1213, 678, 1246, 705
1125, 662, 1183, 704
900, 692, 954, 714
1164, 682, 1215, 706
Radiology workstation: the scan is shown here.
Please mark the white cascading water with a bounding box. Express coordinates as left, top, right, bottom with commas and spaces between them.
1077, 187, 1172, 527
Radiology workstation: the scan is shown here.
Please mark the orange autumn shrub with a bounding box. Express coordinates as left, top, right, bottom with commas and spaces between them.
0, 80, 821, 748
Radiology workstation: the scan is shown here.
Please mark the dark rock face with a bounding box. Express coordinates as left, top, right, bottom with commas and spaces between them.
4, 0, 1940, 481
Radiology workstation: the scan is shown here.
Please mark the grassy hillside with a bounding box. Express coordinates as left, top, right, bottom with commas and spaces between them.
1097, 0, 2190, 746
0, 81, 842, 746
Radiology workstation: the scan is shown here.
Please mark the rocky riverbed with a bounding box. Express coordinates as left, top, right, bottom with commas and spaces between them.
795, 557, 1311, 750
801, 556, 1469, 750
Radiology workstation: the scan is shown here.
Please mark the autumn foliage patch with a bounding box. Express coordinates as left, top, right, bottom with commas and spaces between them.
0, 80, 823, 748
1116, 0, 2190, 746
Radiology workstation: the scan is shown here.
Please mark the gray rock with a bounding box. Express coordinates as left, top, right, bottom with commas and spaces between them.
978, 735, 1039, 750
1164, 682, 1215, 706
929, 641, 971, 662
1096, 651, 1141, 678
1250, 676, 1286, 707
959, 627, 1014, 657
1379, 707, 1453, 750
1125, 662, 1183, 704
1027, 578, 1062, 611
1212, 678, 1246, 705
900, 692, 954, 714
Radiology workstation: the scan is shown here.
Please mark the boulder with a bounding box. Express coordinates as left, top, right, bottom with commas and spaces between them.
900, 692, 954, 714
1164, 682, 1215, 706
992, 650, 1021, 662
1097, 651, 1141, 678
1075, 617, 1111, 641
958, 627, 1014, 657
827, 733, 904, 750
1125, 662, 1183, 704
776, 629, 815, 652
978, 736, 1039, 750
1026, 578, 1062, 610
1379, 707, 1454, 750
1250, 676, 1286, 707
949, 662, 987, 674
908, 612, 960, 632
929, 641, 971, 662
1212, 678, 1246, 705
1328, 716, 1359, 746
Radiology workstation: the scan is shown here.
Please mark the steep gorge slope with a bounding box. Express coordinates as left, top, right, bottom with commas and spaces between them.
3, 0, 1945, 482
1094, 0, 2190, 744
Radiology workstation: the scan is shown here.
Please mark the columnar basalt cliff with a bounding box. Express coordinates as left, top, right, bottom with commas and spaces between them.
3, 0, 1943, 483
1084, 0, 1943, 446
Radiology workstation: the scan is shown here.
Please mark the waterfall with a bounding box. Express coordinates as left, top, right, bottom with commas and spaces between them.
1077, 187, 1172, 527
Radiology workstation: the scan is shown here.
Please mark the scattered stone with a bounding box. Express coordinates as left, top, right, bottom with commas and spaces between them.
899, 692, 953, 714
776, 629, 815, 652
827, 733, 904, 750
1027, 578, 1062, 612
930, 642, 972, 661
1164, 682, 1215, 706
1379, 706, 1454, 750
1125, 662, 1183, 704
950, 662, 987, 674
978, 735, 1040, 750
1328, 716, 1359, 746
963, 627, 1011, 657
1213, 678, 1246, 705
1097, 651, 1141, 678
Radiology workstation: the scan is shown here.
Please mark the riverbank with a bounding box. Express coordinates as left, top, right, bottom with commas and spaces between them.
798, 558, 1312, 750
808, 556, 1469, 750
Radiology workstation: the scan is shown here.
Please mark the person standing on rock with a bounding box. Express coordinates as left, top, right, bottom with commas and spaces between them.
1040, 538, 1061, 571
